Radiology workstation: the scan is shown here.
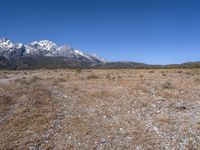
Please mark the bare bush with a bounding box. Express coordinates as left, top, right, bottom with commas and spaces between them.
149, 70, 155, 73
0, 95, 13, 105
162, 81, 173, 89
87, 73, 98, 79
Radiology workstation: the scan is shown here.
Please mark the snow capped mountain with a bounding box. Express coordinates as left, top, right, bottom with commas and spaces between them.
30, 40, 57, 51
0, 38, 15, 50
0, 38, 105, 63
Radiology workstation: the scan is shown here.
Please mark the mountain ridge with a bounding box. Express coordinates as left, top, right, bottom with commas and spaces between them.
1, 37, 200, 69
0, 37, 105, 63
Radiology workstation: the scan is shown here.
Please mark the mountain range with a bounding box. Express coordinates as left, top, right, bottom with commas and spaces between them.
1, 37, 200, 69
0, 37, 105, 62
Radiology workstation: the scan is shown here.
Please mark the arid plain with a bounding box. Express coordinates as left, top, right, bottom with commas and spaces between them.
0, 69, 200, 149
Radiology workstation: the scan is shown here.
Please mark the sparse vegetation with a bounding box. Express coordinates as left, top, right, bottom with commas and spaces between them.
87, 73, 99, 79
0, 95, 13, 105
194, 77, 200, 84
106, 73, 112, 79
76, 69, 82, 73
162, 81, 173, 89
0, 69, 200, 149
149, 70, 155, 73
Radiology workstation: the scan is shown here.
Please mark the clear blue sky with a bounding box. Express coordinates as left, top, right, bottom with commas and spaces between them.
0, 0, 200, 64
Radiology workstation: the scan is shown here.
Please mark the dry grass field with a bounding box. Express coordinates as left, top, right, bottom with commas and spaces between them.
0, 69, 200, 149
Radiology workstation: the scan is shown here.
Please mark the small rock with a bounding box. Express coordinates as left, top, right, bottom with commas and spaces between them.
100, 138, 107, 143
176, 106, 186, 110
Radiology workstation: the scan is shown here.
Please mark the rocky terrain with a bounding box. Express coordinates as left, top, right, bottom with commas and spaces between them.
0, 69, 200, 149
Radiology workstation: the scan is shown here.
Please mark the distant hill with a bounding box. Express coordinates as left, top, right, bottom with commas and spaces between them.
95, 61, 200, 69
93, 61, 150, 69
1, 56, 200, 70
0, 56, 95, 70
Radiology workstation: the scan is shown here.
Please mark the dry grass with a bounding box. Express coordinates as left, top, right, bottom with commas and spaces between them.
87, 73, 99, 79
162, 81, 173, 89
0, 69, 200, 149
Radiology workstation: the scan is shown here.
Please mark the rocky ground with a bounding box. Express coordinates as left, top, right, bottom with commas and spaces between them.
0, 69, 200, 150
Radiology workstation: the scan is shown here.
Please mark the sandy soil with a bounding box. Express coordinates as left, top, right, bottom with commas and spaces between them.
0, 69, 200, 150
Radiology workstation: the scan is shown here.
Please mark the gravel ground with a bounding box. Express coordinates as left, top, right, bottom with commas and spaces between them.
0, 69, 200, 149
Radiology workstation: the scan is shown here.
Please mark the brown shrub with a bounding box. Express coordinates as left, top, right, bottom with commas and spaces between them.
176, 70, 182, 74
139, 74, 144, 78
194, 77, 200, 84
162, 81, 173, 89
52, 77, 67, 86
156, 115, 171, 124
149, 70, 155, 73
87, 73, 98, 79
0, 95, 13, 105
106, 73, 112, 79
161, 71, 167, 76
76, 69, 82, 73
185, 71, 194, 76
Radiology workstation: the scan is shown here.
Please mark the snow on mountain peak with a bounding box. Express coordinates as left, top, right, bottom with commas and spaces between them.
91, 54, 106, 62
0, 37, 8, 42
0, 37, 14, 49
0, 38, 105, 63
30, 40, 57, 50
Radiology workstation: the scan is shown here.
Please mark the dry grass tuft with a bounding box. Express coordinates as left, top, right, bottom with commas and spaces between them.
106, 73, 112, 79
149, 70, 155, 73
156, 115, 171, 124
0, 95, 13, 105
194, 77, 200, 84
87, 73, 99, 79
162, 81, 173, 89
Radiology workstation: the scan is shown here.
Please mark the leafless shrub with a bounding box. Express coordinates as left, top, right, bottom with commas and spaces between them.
161, 71, 167, 76
90, 90, 112, 98
140, 99, 149, 107
162, 73, 167, 76
16, 78, 30, 85
106, 73, 112, 79
118, 76, 122, 79
185, 71, 194, 76
29, 76, 42, 82
72, 86, 79, 92
162, 81, 173, 89
176, 70, 182, 74
139, 74, 144, 78
87, 73, 98, 79
156, 115, 171, 124
16, 76, 42, 85
193, 77, 200, 84
1, 74, 8, 79
0, 95, 13, 105
149, 70, 155, 73
52, 77, 67, 86
191, 69, 200, 75
76, 69, 82, 73
30, 86, 52, 106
